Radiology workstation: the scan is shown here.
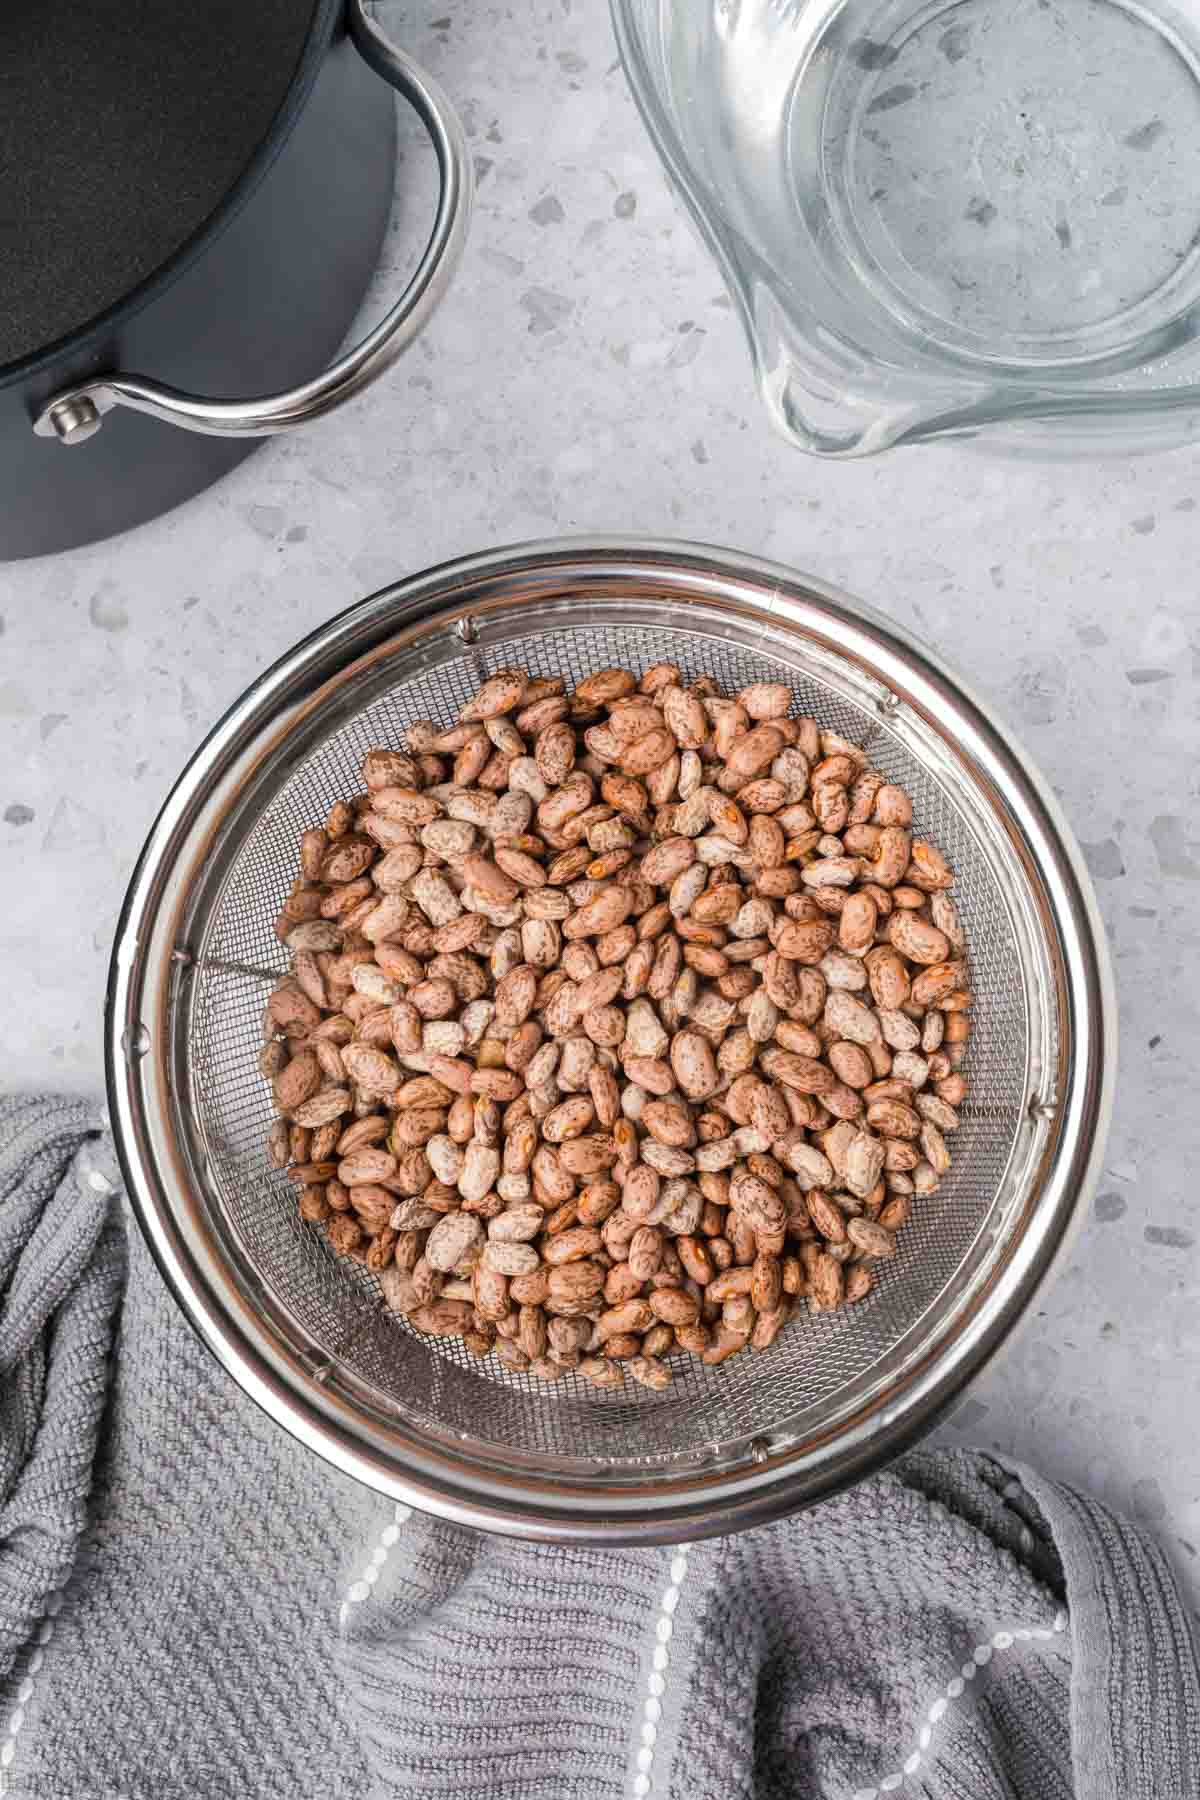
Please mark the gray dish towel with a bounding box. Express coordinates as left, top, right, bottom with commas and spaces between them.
1, 1097, 1197, 1800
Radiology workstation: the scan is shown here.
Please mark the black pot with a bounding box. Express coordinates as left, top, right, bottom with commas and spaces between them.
0, 0, 469, 561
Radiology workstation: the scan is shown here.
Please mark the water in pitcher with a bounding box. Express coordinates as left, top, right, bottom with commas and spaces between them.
659, 0, 1200, 372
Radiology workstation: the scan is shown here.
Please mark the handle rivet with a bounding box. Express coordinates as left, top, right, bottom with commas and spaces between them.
48, 396, 103, 445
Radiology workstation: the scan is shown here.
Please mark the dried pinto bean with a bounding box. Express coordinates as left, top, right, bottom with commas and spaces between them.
267, 661, 974, 1387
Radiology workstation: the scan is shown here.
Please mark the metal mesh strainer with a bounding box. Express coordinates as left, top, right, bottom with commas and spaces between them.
108, 541, 1114, 1542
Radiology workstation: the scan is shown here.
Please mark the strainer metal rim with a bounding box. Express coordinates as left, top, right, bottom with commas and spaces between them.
106, 538, 1116, 1543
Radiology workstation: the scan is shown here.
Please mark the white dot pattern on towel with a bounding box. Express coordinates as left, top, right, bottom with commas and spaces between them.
1, 1588, 66, 1795
631, 1541, 692, 1798
850, 1608, 1068, 1799
339, 1504, 412, 1634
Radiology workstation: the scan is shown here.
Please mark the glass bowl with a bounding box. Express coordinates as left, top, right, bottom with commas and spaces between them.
612, 0, 1200, 456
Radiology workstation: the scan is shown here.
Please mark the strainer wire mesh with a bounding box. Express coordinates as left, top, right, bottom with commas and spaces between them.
185, 621, 1028, 1473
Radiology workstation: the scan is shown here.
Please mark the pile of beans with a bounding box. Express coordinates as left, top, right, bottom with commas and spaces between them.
262, 660, 971, 1391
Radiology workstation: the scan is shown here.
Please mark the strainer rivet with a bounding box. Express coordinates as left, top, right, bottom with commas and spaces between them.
1028, 1095, 1056, 1122
455, 614, 479, 644
170, 947, 193, 967
750, 1437, 770, 1466
121, 1022, 150, 1062
876, 691, 901, 718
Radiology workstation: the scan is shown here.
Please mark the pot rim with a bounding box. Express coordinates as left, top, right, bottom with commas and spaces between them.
0, 0, 341, 391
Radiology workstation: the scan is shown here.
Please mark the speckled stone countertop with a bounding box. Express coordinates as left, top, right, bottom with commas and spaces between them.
1, 4, 1196, 1599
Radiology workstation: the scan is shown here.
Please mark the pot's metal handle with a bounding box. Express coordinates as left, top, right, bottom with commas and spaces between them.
32, 0, 471, 446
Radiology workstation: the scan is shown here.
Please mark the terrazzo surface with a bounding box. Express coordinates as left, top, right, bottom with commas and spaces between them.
0, 3, 1196, 1604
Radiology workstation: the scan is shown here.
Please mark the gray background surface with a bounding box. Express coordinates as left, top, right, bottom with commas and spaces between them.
0, 4, 1195, 1604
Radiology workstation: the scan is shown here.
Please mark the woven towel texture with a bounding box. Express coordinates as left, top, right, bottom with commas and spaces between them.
2, 1096, 1197, 1800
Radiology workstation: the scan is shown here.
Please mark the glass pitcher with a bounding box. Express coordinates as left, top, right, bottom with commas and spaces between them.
612, 0, 1200, 456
